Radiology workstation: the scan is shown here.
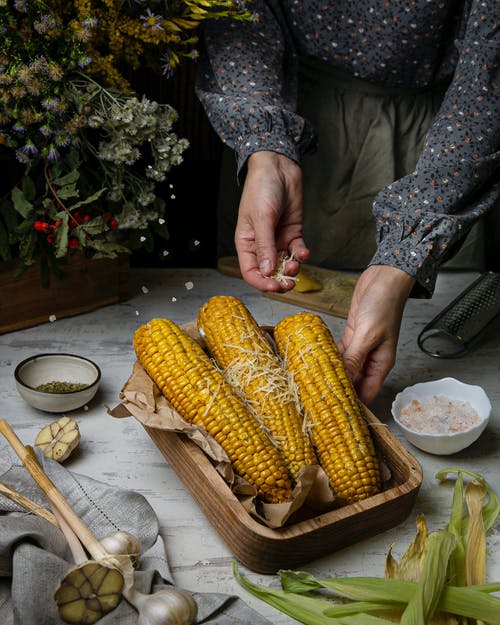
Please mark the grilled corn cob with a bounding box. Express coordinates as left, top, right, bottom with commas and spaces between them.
133, 317, 293, 503
198, 295, 317, 482
273, 311, 381, 504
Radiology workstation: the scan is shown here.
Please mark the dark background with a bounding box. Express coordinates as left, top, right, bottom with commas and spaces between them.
129, 60, 223, 270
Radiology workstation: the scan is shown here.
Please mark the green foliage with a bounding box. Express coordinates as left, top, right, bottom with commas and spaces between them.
0, 0, 255, 277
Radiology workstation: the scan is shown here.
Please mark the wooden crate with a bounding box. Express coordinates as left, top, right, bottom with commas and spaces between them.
0, 254, 129, 334
144, 405, 423, 574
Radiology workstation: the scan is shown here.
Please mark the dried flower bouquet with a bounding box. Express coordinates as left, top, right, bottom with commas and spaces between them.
0, 0, 255, 281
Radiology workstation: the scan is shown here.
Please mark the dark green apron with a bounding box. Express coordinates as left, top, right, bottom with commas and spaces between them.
216, 57, 491, 272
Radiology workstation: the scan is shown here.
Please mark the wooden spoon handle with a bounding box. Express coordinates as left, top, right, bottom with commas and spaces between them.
0, 480, 57, 526
0, 419, 107, 560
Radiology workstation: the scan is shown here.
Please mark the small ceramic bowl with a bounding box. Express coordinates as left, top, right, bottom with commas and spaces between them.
391, 377, 491, 455
14, 353, 101, 413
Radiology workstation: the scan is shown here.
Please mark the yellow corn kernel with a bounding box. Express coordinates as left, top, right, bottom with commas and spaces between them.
133, 318, 292, 503
273, 311, 381, 504
198, 295, 318, 482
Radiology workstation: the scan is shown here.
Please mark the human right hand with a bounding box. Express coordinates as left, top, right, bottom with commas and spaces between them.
235, 151, 310, 291
338, 265, 416, 404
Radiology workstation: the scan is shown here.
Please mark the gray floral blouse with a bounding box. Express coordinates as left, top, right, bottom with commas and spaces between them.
196, 0, 500, 294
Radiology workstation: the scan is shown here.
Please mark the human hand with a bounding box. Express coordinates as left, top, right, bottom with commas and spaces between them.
235, 151, 310, 292
338, 265, 416, 405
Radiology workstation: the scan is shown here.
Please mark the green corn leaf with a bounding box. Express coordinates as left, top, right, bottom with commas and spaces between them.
336, 614, 400, 625
317, 577, 413, 604
233, 562, 342, 625
442, 470, 467, 588
325, 601, 403, 618
436, 469, 500, 532
280, 570, 324, 593
319, 578, 500, 623
400, 530, 457, 625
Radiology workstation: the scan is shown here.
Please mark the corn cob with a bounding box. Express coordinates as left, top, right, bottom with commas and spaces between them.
133, 317, 293, 503
273, 311, 381, 504
197, 295, 317, 482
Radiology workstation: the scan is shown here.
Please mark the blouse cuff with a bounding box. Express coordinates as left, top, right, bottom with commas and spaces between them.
370, 211, 474, 297
235, 107, 317, 177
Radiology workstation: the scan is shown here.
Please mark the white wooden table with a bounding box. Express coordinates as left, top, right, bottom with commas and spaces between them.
1, 267, 499, 623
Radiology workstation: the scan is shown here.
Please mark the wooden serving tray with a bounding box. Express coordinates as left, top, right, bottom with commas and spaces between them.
144, 407, 422, 574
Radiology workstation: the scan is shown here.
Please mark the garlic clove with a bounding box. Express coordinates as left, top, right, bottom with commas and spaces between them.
99, 529, 142, 569
54, 561, 124, 624
130, 586, 198, 625
35, 416, 80, 462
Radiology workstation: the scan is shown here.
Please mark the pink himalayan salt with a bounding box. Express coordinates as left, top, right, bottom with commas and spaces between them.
399, 395, 481, 435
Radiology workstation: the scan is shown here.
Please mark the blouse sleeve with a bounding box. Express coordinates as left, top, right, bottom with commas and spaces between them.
195, 0, 316, 177
370, 0, 500, 297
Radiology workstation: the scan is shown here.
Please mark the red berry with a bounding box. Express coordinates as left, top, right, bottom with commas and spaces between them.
68, 237, 79, 249
108, 218, 118, 230
82, 214, 92, 223
46, 233, 55, 245
34, 221, 50, 232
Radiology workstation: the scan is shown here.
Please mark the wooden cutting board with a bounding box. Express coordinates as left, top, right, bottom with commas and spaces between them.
217, 256, 359, 319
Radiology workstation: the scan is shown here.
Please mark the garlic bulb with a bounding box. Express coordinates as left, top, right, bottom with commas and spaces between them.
99, 530, 141, 568
125, 586, 198, 625
35, 416, 80, 462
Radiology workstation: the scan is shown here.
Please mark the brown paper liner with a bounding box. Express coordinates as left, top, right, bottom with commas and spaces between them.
109, 360, 338, 528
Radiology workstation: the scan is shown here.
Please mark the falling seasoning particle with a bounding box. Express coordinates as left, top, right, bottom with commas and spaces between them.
140, 236, 146, 243
172, 297, 177, 302
170, 194, 176, 200
135, 311, 140, 316
162, 250, 170, 257
49, 315, 57, 323
158, 218, 165, 225
193, 240, 200, 246
169, 184, 174, 189
141, 286, 149, 294
185, 281, 194, 290
83, 405, 89, 411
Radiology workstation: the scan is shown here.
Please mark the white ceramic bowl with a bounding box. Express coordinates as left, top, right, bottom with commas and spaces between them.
391, 377, 491, 455
14, 353, 101, 413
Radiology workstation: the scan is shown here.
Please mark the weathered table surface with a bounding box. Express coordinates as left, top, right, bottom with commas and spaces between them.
1, 267, 499, 624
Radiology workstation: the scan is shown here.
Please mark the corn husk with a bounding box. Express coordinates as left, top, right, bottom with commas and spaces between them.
234, 469, 500, 625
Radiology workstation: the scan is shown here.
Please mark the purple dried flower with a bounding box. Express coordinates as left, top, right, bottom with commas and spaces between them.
82, 17, 98, 28
39, 125, 52, 137
78, 56, 93, 69
45, 144, 60, 162
160, 52, 174, 78
41, 97, 61, 112
20, 140, 39, 156
34, 14, 57, 34
140, 9, 164, 31
55, 133, 71, 147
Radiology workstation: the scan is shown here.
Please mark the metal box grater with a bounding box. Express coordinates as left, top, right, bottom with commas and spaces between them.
418, 272, 500, 358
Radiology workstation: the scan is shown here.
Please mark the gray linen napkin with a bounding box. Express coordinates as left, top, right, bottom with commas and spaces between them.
0, 440, 272, 625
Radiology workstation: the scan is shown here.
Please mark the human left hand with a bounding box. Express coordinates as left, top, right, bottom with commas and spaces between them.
338, 265, 416, 405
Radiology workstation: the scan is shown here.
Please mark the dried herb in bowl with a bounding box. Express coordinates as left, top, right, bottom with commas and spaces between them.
35, 381, 89, 393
